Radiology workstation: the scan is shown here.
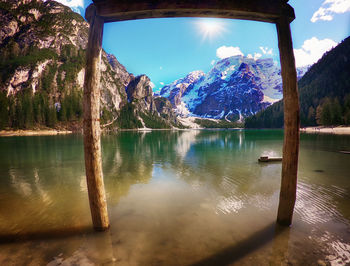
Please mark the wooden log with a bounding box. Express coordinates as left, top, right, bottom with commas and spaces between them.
276, 17, 300, 226
83, 4, 109, 231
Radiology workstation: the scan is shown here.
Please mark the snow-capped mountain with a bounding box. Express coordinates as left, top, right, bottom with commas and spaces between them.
159, 55, 308, 121
160, 70, 205, 116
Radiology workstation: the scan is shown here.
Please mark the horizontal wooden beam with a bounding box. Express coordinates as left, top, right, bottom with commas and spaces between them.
91, 0, 295, 23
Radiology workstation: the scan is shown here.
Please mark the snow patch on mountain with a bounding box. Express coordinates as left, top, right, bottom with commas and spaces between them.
160, 55, 308, 121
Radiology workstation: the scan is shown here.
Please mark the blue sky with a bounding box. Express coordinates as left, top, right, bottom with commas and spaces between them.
58, 0, 349, 91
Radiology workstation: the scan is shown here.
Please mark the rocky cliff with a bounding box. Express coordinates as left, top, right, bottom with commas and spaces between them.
124, 75, 182, 128
0, 0, 178, 130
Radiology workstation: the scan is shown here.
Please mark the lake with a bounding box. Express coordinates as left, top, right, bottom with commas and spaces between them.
0, 130, 349, 265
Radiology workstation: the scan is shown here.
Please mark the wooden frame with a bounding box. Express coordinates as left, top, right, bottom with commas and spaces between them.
83, 0, 299, 231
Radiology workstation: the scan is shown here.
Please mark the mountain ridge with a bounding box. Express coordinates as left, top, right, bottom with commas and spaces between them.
159, 55, 308, 121
245, 36, 350, 128
0, 0, 179, 130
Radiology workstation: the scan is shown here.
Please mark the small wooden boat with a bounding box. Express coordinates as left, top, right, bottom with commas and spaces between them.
258, 156, 283, 162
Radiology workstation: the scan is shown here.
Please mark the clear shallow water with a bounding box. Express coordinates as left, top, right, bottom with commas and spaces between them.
0, 130, 349, 265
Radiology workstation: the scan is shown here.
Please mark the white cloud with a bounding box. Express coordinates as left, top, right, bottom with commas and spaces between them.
254, 53, 262, 60
259, 46, 273, 55
48, 0, 84, 13
311, 0, 350, 22
210, 60, 216, 65
247, 53, 262, 60
293, 37, 337, 67
160, 82, 164, 85
216, 46, 244, 59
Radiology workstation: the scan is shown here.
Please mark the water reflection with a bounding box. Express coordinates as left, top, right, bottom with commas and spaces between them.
0, 130, 349, 265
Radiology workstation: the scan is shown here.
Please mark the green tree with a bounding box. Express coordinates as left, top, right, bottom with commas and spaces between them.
321, 100, 332, 126
344, 109, 350, 125
23, 91, 34, 128
343, 94, 350, 125
316, 104, 323, 125
15, 96, 25, 129
46, 106, 57, 127
58, 100, 67, 121
8, 96, 16, 128
0, 91, 9, 129
101, 106, 113, 125
307, 106, 315, 125
330, 99, 342, 125
33, 93, 44, 124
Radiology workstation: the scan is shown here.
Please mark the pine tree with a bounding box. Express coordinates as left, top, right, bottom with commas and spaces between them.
321, 100, 332, 126
344, 109, 350, 125
316, 104, 323, 125
330, 99, 342, 125
46, 106, 57, 127
15, 96, 25, 129
0, 91, 9, 129
307, 106, 315, 125
33, 93, 43, 124
23, 91, 34, 128
58, 100, 67, 121
8, 96, 16, 128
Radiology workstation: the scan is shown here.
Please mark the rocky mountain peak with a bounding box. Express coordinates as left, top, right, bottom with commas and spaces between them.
106, 53, 131, 87
0, 0, 124, 128
126, 75, 153, 101
183, 70, 205, 83
126, 75, 156, 113
160, 54, 308, 121
159, 70, 205, 98
0, 0, 183, 130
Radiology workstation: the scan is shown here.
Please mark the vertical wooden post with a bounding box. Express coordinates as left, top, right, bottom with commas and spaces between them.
276, 17, 300, 226
83, 4, 109, 231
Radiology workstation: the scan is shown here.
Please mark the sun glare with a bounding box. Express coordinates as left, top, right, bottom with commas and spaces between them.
196, 19, 227, 42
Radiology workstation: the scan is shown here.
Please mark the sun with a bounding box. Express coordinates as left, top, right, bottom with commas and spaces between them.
196, 19, 227, 42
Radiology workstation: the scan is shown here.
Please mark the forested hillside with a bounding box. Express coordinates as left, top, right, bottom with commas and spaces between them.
0, 0, 179, 130
245, 36, 350, 128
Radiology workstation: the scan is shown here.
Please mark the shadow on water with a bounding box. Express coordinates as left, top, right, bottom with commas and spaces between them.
0, 225, 94, 244
191, 223, 288, 266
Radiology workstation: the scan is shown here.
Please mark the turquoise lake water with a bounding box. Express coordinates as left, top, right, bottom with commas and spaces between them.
0, 130, 349, 265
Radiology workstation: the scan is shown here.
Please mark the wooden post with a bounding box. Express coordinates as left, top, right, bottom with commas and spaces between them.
83, 4, 109, 231
276, 18, 300, 226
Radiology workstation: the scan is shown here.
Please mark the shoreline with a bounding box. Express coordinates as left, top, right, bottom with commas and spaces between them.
301, 126, 350, 135
1, 126, 349, 136
0, 129, 73, 137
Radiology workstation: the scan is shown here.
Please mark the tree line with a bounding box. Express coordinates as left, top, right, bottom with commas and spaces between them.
245, 94, 350, 128
0, 89, 82, 130
245, 36, 350, 128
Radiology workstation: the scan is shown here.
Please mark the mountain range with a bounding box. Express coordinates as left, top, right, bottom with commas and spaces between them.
3, 0, 342, 131
0, 0, 180, 130
245, 36, 350, 128
159, 55, 308, 121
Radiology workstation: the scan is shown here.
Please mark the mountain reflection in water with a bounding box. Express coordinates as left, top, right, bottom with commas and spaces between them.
0, 130, 349, 265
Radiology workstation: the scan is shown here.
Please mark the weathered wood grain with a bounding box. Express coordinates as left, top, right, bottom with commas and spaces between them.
276, 17, 299, 226
83, 0, 299, 229
83, 5, 110, 231
91, 0, 295, 23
